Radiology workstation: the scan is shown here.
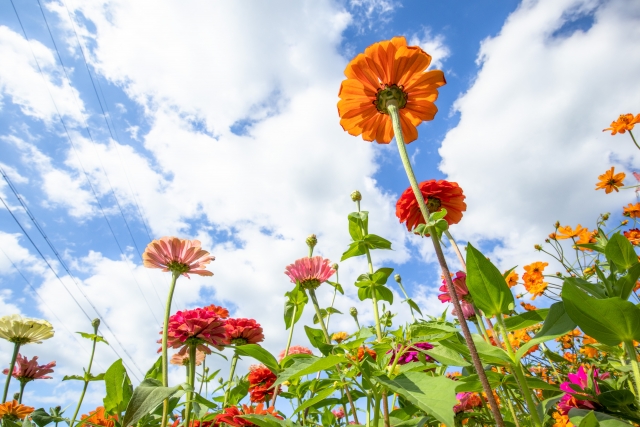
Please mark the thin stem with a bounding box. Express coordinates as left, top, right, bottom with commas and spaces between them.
325, 270, 339, 330
223, 354, 239, 407
184, 345, 197, 427
18, 381, 26, 404
2, 342, 20, 402
502, 386, 521, 427
308, 289, 331, 343
444, 230, 467, 272
271, 303, 298, 407
388, 102, 505, 427
198, 359, 206, 396
161, 272, 180, 427
629, 130, 640, 151
70, 323, 99, 427
395, 277, 416, 322
625, 341, 640, 402
344, 385, 360, 424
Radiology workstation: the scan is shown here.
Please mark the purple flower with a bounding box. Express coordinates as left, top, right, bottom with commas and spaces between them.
388, 342, 434, 365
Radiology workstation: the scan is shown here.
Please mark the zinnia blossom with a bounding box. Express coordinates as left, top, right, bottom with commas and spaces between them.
2, 354, 55, 381
160, 308, 226, 355
603, 113, 640, 135
80, 407, 118, 427
0, 315, 54, 345
388, 342, 433, 365
348, 346, 377, 363
142, 237, 214, 278
396, 180, 466, 232
284, 256, 336, 290
438, 271, 475, 319
624, 228, 640, 246
557, 366, 602, 415
204, 304, 229, 319
170, 349, 206, 366
0, 400, 34, 420
453, 392, 483, 414
624, 202, 640, 218
331, 332, 348, 343
247, 365, 280, 403
332, 408, 345, 419
595, 167, 625, 194
278, 345, 313, 361
337, 36, 446, 144
214, 404, 282, 427
224, 318, 264, 345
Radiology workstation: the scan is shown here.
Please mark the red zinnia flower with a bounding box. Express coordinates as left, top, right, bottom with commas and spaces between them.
396, 180, 466, 232
247, 365, 280, 403
214, 404, 282, 427
2, 354, 55, 381
159, 308, 226, 355
224, 318, 265, 345
142, 237, 214, 278
205, 304, 229, 319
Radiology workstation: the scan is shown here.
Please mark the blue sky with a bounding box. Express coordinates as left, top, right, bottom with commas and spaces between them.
0, 0, 639, 411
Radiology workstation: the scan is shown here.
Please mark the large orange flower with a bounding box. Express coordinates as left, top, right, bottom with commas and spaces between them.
80, 407, 117, 427
0, 400, 34, 420
595, 167, 625, 194
603, 113, 640, 135
623, 202, 640, 218
396, 179, 466, 231
338, 36, 446, 144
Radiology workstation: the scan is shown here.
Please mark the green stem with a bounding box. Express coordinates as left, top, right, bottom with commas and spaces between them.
629, 130, 640, 151
70, 323, 99, 427
308, 289, 331, 343
198, 359, 206, 396
387, 102, 506, 427
325, 270, 339, 331
223, 354, 239, 407
625, 341, 640, 402
444, 230, 467, 272
271, 303, 297, 407
18, 381, 26, 404
161, 272, 180, 427
2, 342, 20, 402
184, 345, 197, 427
394, 277, 416, 322
501, 386, 520, 427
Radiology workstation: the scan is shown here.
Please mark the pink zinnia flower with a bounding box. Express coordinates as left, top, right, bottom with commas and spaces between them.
284, 256, 336, 290
159, 308, 226, 355
388, 342, 433, 365
170, 349, 206, 367
224, 318, 265, 345
143, 237, 214, 278
332, 408, 345, 419
557, 366, 602, 414
2, 354, 55, 381
278, 345, 313, 361
438, 271, 469, 303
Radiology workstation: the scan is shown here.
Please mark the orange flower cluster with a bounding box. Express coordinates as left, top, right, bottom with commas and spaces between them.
624, 202, 640, 218
563, 352, 577, 364
552, 411, 574, 427
80, 407, 117, 427
557, 329, 581, 349
247, 365, 279, 403
603, 113, 640, 135
624, 228, 640, 246
348, 346, 377, 362
522, 262, 548, 299
530, 365, 555, 384
505, 271, 519, 288
595, 167, 625, 194
579, 336, 599, 358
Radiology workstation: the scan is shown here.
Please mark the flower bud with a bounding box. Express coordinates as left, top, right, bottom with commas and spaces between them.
349, 307, 358, 317
332, 263, 339, 271
545, 238, 550, 243
13, 392, 20, 401
622, 219, 629, 225
306, 234, 317, 250
350, 190, 362, 202
91, 318, 101, 329
534, 244, 542, 251
394, 274, 401, 283
554, 221, 560, 229
602, 213, 610, 220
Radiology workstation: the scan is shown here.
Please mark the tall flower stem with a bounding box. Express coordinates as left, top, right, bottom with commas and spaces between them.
444, 230, 466, 271
70, 321, 99, 427
270, 303, 298, 407
161, 272, 180, 427
624, 341, 640, 403
629, 130, 640, 151
223, 354, 239, 408
184, 345, 197, 427
387, 102, 505, 427
2, 342, 20, 402
18, 381, 26, 404
308, 289, 330, 343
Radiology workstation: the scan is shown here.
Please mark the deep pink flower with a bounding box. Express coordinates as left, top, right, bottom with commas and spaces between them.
453, 392, 483, 414
143, 237, 214, 278
224, 318, 265, 345
438, 271, 469, 303
284, 256, 336, 290
332, 408, 345, 419
452, 300, 476, 319
2, 354, 55, 381
278, 345, 313, 361
388, 342, 433, 365
557, 366, 602, 415
159, 308, 226, 354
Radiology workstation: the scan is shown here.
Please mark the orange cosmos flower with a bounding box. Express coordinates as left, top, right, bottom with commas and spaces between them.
337, 36, 446, 144
142, 237, 214, 278
0, 400, 34, 421
520, 302, 537, 311
624, 202, 640, 218
556, 225, 587, 240
505, 271, 519, 288
603, 113, 640, 135
595, 167, 625, 194
624, 228, 640, 245
80, 407, 118, 427
552, 411, 574, 427
523, 262, 548, 300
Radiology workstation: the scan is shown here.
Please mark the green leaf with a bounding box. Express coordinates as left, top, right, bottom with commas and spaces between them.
304, 326, 333, 355
470, 335, 513, 365
76, 332, 109, 345
348, 215, 364, 241
375, 373, 458, 427
240, 415, 299, 427
341, 241, 367, 261
409, 323, 458, 338
326, 281, 345, 295
503, 374, 559, 391
375, 286, 394, 304
515, 302, 577, 360
62, 375, 84, 381
30, 409, 56, 427
455, 371, 504, 392
465, 243, 515, 316
292, 386, 336, 415
564, 277, 607, 299
577, 411, 600, 427
503, 309, 549, 331
372, 267, 394, 284
363, 234, 392, 250
227, 379, 249, 406
103, 359, 133, 416
597, 389, 636, 408
122, 379, 182, 427
284, 285, 308, 329
568, 409, 632, 426
235, 344, 280, 373
144, 356, 163, 382
404, 299, 423, 316
274, 355, 344, 387
423, 343, 470, 367
605, 233, 638, 271
615, 263, 640, 300
562, 281, 640, 346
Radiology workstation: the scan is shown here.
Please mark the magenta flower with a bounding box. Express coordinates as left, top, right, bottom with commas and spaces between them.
557, 366, 602, 415
143, 237, 214, 278
438, 271, 469, 303
224, 318, 265, 345
159, 308, 226, 355
278, 345, 313, 361
2, 354, 55, 381
453, 300, 476, 319
453, 392, 483, 414
388, 342, 434, 365
284, 256, 336, 290
332, 408, 345, 419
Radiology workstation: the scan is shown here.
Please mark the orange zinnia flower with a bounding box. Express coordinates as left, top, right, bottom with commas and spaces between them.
624, 202, 640, 218
337, 36, 446, 144
0, 400, 34, 420
556, 225, 587, 240
624, 228, 640, 246
595, 167, 625, 194
142, 237, 214, 278
204, 304, 229, 319
396, 179, 467, 231
81, 407, 118, 427
603, 113, 640, 135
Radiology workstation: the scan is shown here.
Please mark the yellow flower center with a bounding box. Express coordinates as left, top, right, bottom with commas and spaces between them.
375, 84, 408, 114
166, 261, 191, 274
300, 278, 321, 290
426, 197, 442, 213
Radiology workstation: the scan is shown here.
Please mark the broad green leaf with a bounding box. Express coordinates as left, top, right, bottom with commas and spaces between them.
363, 234, 392, 250
375, 286, 394, 304
144, 356, 163, 382
227, 378, 249, 406
304, 326, 333, 355
516, 302, 576, 360
30, 409, 60, 427
454, 371, 503, 392
341, 241, 367, 261
503, 309, 549, 331
292, 386, 336, 415
568, 409, 632, 426
76, 332, 109, 345
241, 415, 300, 427
235, 344, 280, 373
597, 389, 635, 408
274, 355, 343, 387
326, 281, 345, 295
409, 323, 458, 338
122, 379, 181, 427
372, 267, 394, 284
536, 395, 562, 424
375, 372, 458, 427
284, 285, 308, 329
470, 335, 513, 365
348, 215, 364, 241
404, 299, 423, 316
562, 281, 640, 346
103, 359, 133, 416
577, 411, 600, 427
423, 343, 470, 367
466, 243, 515, 316
503, 374, 559, 391
615, 263, 640, 300
564, 277, 607, 299
605, 233, 638, 271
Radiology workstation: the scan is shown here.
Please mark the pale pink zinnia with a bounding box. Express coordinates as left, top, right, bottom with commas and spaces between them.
332, 408, 345, 419
224, 318, 265, 345
170, 349, 207, 366
2, 354, 55, 381
143, 237, 214, 278
278, 345, 313, 361
159, 308, 226, 355
284, 256, 336, 290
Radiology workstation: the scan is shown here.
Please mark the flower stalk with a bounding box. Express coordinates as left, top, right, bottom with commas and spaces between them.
2, 342, 20, 402
161, 271, 180, 427
223, 353, 239, 408
624, 341, 640, 404
69, 320, 100, 427
184, 344, 198, 427
387, 102, 506, 427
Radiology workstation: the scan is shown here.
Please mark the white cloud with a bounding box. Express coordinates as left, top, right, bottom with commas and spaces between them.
409, 29, 451, 70
438, 0, 640, 276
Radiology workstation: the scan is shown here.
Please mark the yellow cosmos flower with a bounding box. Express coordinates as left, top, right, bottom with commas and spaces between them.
0, 315, 54, 344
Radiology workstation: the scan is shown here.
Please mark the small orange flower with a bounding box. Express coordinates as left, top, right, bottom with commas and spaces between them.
624, 228, 640, 245
595, 167, 625, 194
0, 400, 34, 420
552, 411, 574, 427
505, 271, 519, 288
520, 302, 537, 311
338, 37, 446, 144
81, 407, 117, 427
603, 113, 640, 135
205, 304, 229, 319
331, 332, 348, 343
575, 229, 597, 251
624, 202, 640, 218
556, 225, 587, 240
580, 336, 598, 358
523, 262, 548, 300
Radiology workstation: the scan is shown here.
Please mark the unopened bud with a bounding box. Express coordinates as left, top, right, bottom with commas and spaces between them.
554, 221, 560, 229
622, 219, 629, 225
534, 244, 542, 251
218, 377, 224, 385
91, 318, 101, 329
350, 190, 362, 202
394, 274, 401, 283
602, 213, 610, 220
349, 307, 358, 317
306, 234, 317, 249
13, 392, 20, 401
545, 238, 550, 243
332, 263, 339, 270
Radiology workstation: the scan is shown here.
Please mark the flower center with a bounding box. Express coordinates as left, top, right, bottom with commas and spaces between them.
166, 261, 191, 274
231, 337, 248, 345
300, 278, 321, 290
426, 197, 442, 213
375, 84, 408, 114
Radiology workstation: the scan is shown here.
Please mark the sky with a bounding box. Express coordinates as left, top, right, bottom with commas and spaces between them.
1, 0, 639, 412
